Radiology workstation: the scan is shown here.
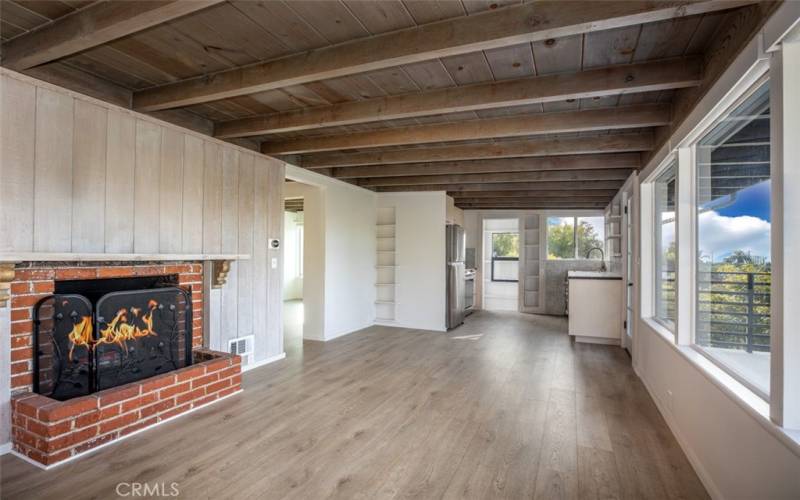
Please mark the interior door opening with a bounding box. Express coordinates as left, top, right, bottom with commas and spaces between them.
482, 218, 520, 311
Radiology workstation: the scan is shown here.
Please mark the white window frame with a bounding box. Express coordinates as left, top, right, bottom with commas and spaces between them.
642, 155, 679, 336
685, 75, 772, 401
544, 212, 606, 261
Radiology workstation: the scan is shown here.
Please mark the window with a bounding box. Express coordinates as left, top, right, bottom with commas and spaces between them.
653, 161, 677, 331
491, 232, 519, 282
546, 216, 605, 259
694, 81, 771, 396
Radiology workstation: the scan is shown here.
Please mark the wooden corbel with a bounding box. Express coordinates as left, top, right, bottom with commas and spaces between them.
211, 260, 231, 289
0, 263, 17, 307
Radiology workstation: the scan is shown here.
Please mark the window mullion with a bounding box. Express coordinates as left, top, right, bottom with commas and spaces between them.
676, 146, 695, 346
573, 217, 578, 259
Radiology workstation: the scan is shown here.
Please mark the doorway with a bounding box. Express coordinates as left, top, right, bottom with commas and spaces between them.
482, 218, 520, 311
283, 194, 304, 356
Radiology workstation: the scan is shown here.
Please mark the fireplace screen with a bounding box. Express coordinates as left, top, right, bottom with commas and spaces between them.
34, 285, 192, 401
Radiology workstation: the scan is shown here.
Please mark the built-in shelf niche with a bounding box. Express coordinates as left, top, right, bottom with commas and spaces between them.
376, 206, 397, 322
521, 215, 542, 312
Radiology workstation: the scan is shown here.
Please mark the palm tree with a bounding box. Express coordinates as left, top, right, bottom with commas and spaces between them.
724, 250, 753, 265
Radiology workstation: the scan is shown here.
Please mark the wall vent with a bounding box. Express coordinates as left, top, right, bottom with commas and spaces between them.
228, 335, 254, 365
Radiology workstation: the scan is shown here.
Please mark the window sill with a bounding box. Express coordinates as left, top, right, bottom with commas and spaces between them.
643, 317, 675, 342
641, 318, 800, 459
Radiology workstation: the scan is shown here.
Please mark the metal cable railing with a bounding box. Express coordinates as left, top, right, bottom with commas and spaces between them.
660, 270, 771, 353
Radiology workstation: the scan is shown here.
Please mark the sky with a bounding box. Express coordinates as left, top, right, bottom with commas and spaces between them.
716, 180, 771, 222
661, 180, 771, 263
700, 180, 771, 262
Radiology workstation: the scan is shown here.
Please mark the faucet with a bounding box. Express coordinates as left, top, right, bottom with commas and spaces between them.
586, 247, 607, 272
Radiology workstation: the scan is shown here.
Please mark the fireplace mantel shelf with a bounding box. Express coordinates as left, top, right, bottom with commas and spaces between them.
0, 253, 251, 262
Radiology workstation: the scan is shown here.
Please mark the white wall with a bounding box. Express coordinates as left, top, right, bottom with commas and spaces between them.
285, 168, 377, 341
283, 210, 303, 300
378, 192, 447, 331
446, 196, 464, 225
323, 185, 377, 339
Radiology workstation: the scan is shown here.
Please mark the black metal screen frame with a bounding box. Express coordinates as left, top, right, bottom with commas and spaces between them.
32, 286, 193, 399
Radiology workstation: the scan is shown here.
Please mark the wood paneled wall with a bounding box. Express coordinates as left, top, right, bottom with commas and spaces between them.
0, 69, 285, 363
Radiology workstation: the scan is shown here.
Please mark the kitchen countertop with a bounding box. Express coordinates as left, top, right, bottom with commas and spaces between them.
567, 270, 622, 280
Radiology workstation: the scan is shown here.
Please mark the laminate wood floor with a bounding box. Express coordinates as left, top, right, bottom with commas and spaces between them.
1, 310, 708, 500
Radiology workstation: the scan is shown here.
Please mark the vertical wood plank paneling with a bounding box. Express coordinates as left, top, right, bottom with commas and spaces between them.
159, 128, 184, 253
220, 148, 240, 342
33, 87, 74, 252
252, 157, 270, 361
237, 154, 256, 337
202, 141, 222, 254
220, 148, 240, 253
133, 119, 161, 253
265, 158, 285, 357
71, 100, 107, 252
105, 109, 136, 253
182, 134, 204, 253
0, 75, 36, 252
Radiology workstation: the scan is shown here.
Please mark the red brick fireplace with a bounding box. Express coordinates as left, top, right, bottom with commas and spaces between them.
6, 262, 242, 467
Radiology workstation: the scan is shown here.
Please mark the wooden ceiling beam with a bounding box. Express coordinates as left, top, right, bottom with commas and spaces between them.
375, 180, 625, 192
456, 202, 609, 209
216, 57, 700, 138
1, 1, 223, 71
298, 132, 653, 168
454, 196, 613, 204
358, 168, 633, 187
332, 153, 640, 179
450, 190, 620, 199
132, 1, 752, 111
262, 104, 670, 154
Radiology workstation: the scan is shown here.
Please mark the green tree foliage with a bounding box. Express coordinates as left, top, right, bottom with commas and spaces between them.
576, 220, 604, 258
547, 221, 575, 259
492, 233, 519, 257
547, 218, 603, 259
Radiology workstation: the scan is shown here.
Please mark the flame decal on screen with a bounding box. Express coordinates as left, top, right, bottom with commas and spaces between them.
66, 300, 159, 360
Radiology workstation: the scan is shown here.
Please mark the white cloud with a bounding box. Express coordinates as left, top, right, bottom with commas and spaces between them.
697, 211, 770, 261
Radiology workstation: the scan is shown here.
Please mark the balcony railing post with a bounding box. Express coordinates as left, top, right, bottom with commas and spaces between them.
746, 272, 755, 353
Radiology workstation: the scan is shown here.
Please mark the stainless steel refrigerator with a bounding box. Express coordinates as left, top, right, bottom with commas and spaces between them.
446, 224, 466, 329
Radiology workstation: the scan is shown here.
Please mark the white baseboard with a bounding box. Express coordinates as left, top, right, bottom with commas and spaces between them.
324, 322, 373, 341
0, 442, 11, 455
8, 389, 243, 471
574, 335, 620, 345
242, 352, 286, 372
639, 374, 723, 500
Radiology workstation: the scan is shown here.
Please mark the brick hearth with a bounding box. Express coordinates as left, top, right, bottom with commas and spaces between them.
12, 349, 241, 466
5, 261, 245, 467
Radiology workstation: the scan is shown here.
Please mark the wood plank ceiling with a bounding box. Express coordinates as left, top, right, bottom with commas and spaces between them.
0, 0, 770, 209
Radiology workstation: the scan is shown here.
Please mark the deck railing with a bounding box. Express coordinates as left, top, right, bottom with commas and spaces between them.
661, 270, 771, 353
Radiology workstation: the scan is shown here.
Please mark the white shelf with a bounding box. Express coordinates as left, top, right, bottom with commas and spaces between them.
376, 265, 396, 268
376, 282, 397, 286
376, 223, 395, 227
375, 300, 395, 305
0, 252, 250, 262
